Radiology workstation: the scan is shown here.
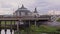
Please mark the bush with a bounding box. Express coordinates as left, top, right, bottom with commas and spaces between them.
30, 25, 57, 32
57, 18, 60, 22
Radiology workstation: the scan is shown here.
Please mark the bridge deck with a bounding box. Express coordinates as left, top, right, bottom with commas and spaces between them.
0, 17, 50, 20
0, 16, 51, 30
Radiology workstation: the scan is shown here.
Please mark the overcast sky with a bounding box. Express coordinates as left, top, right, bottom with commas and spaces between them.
0, 0, 60, 15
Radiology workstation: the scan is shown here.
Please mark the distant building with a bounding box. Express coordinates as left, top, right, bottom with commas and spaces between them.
13, 5, 39, 17
48, 10, 60, 15
33, 8, 39, 17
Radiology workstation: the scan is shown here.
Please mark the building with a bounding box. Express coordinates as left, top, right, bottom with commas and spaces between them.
13, 4, 39, 17
48, 10, 60, 15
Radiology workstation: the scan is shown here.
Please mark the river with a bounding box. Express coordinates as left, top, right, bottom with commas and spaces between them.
1, 29, 14, 34
1, 22, 60, 34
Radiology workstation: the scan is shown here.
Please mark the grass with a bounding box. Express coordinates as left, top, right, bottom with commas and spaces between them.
14, 25, 60, 34
30, 25, 57, 32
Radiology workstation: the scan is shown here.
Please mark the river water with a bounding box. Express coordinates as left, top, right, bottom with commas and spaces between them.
1, 29, 14, 34
1, 22, 60, 34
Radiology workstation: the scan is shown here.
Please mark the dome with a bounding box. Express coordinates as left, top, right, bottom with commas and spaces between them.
14, 4, 32, 16
15, 4, 31, 13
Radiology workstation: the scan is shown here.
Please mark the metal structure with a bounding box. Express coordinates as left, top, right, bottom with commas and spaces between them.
51, 15, 60, 22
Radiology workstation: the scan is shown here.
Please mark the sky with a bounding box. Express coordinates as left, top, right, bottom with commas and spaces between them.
0, 0, 60, 15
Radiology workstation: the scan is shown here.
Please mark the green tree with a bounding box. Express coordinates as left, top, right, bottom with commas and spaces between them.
30, 25, 57, 32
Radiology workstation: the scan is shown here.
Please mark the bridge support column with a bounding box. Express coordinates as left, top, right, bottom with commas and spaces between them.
17, 21, 20, 34
0, 21, 1, 34
5, 21, 7, 34
0, 29, 1, 34
29, 20, 31, 34
27, 20, 31, 34
29, 20, 30, 27
14, 21, 16, 34
35, 20, 37, 26
14, 30, 16, 34
10, 21, 13, 34
10, 29, 12, 34
5, 29, 7, 34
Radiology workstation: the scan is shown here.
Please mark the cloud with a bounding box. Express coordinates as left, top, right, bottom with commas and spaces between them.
34, 0, 60, 14
0, 0, 60, 15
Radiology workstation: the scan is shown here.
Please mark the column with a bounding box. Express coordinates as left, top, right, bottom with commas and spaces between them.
5, 29, 7, 34
10, 21, 12, 34
0, 29, 1, 34
29, 20, 30, 27
10, 29, 12, 34
28, 20, 30, 34
14, 29, 15, 34
35, 20, 37, 26
26, 20, 31, 34
14, 21, 15, 34
0, 21, 1, 34
5, 21, 7, 34
16, 21, 19, 34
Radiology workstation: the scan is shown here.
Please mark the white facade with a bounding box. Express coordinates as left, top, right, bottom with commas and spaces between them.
48, 10, 60, 15
13, 5, 39, 17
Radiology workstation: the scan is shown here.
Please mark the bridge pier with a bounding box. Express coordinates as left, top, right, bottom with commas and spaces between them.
35, 20, 37, 26
10, 29, 12, 34
4, 24, 7, 34
14, 21, 16, 34
29, 20, 30, 27
5, 29, 7, 34
16, 21, 20, 34
27, 20, 31, 34
10, 21, 12, 34
14, 30, 16, 34
0, 29, 1, 34
0, 21, 1, 34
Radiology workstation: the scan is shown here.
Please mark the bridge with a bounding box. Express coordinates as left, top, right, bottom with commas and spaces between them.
0, 15, 51, 34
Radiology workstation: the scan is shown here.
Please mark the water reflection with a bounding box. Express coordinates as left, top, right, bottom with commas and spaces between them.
1, 29, 14, 34
1, 22, 60, 34
1, 29, 5, 34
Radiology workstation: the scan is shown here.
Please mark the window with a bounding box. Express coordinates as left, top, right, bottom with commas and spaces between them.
21, 12, 25, 16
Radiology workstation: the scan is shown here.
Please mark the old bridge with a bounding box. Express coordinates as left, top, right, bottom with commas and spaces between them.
0, 15, 51, 34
